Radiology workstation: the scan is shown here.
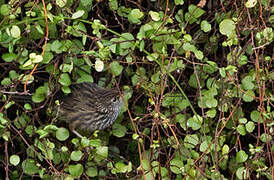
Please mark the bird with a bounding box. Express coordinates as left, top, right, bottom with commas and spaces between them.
58, 83, 123, 138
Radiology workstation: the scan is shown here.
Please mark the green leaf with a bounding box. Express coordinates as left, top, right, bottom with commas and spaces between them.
183, 34, 192, 42
245, 0, 257, 8
250, 110, 262, 123
86, 167, 98, 177
174, 0, 184, 5
189, 5, 205, 18
205, 97, 218, 108
117, 33, 135, 51
96, 146, 108, 158
162, 93, 183, 107
72, 10, 85, 19
128, 9, 144, 24
219, 67, 226, 77
56, 0, 67, 7
10, 25, 21, 38
0, 4, 12, 16
185, 5, 205, 24
149, 11, 160, 21
95, 59, 104, 72
260, 133, 272, 143
51, 40, 64, 54
243, 90, 255, 102
69, 164, 84, 177
188, 74, 199, 88
184, 134, 199, 148
187, 115, 203, 130
61, 86, 71, 94
222, 144, 229, 155
31, 54, 43, 63
245, 121, 255, 133
1, 77, 11, 85
89, 139, 101, 147
2, 53, 17, 62
22, 159, 39, 175
25, 125, 36, 136
206, 109, 216, 118
236, 124, 246, 136
32, 85, 49, 103
241, 76, 254, 90
236, 150, 248, 163
56, 127, 69, 141
58, 73, 71, 86
110, 61, 123, 76
239, 118, 247, 124
236, 167, 249, 180
151, 71, 160, 83
170, 158, 184, 174
200, 141, 211, 153
70, 150, 83, 161
36, 129, 49, 139
194, 50, 204, 60
201, 20, 211, 32
109, 0, 118, 10
42, 51, 54, 64
219, 19, 236, 37
9, 70, 19, 80
115, 161, 128, 173
238, 55, 248, 66
112, 123, 127, 137
10, 155, 20, 166
60, 63, 73, 73
24, 103, 32, 110
183, 42, 196, 52
76, 70, 94, 83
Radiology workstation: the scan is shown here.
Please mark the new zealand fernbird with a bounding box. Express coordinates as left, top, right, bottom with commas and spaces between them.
59, 83, 123, 137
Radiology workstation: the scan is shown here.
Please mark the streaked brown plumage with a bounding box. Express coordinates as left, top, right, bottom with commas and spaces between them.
59, 83, 123, 137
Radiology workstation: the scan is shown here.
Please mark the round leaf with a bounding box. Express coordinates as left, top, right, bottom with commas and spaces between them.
110, 61, 123, 76
10, 25, 21, 38
22, 159, 39, 175
112, 123, 127, 137
170, 159, 184, 174
1, 77, 11, 85
149, 11, 160, 21
58, 73, 71, 86
236, 150, 248, 163
56, 127, 69, 141
72, 10, 85, 19
68, 164, 84, 177
70, 150, 83, 161
56, 0, 67, 7
222, 144, 229, 155
236, 167, 249, 180
236, 124, 246, 136
250, 110, 262, 123
96, 146, 108, 158
2, 53, 16, 62
243, 90, 255, 102
10, 155, 20, 166
201, 20, 211, 32
95, 59, 104, 72
241, 76, 254, 90
199, 141, 211, 153
245, 121, 255, 133
32, 86, 49, 103
219, 19, 235, 37
86, 167, 98, 177
245, 0, 257, 8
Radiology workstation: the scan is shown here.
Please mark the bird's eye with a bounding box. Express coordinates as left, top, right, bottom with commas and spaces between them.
111, 97, 117, 103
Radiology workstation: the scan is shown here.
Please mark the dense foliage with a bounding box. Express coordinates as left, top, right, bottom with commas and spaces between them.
0, 0, 273, 179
